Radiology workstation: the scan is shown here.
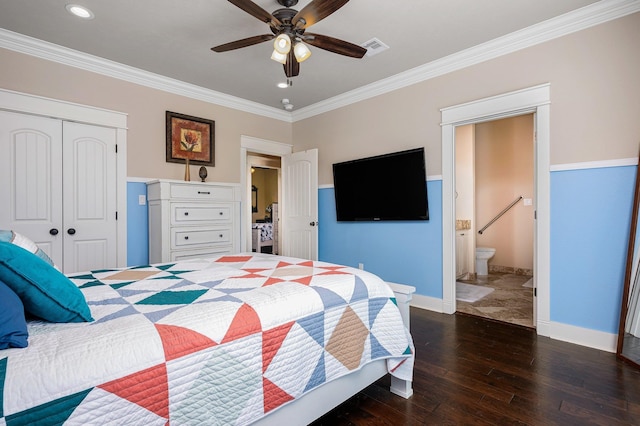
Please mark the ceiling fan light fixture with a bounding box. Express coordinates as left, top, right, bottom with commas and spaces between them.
271, 49, 287, 65
293, 42, 311, 63
273, 34, 291, 54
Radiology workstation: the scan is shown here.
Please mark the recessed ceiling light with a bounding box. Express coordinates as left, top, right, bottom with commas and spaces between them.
277, 79, 293, 89
65, 4, 95, 19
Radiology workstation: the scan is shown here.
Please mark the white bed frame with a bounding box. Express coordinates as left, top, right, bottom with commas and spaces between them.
254, 282, 415, 425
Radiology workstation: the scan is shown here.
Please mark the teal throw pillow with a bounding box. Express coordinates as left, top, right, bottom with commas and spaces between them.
0, 241, 93, 323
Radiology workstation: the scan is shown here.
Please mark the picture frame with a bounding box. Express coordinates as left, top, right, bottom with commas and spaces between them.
166, 111, 215, 166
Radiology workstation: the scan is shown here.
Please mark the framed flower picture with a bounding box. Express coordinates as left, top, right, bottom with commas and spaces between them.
166, 111, 215, 166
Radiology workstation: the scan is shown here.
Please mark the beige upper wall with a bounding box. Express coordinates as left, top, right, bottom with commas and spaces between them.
251, 167, 278, 222
475, 115, 535, 271
293, 13, 640, 185
0, 49, 292, 183
1, 13, 638, 185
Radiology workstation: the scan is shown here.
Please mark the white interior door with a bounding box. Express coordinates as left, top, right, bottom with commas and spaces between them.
282, 149, 318, 260
0, 110, 63, 264
62, 121, 118, 272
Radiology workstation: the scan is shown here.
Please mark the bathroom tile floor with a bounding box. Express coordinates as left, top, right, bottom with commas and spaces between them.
457, 272, 534, 328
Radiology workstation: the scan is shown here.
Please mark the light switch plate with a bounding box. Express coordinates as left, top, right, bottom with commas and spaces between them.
138, 195, 146, 205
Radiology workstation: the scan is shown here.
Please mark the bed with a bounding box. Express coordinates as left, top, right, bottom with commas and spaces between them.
0, 249, 414, 425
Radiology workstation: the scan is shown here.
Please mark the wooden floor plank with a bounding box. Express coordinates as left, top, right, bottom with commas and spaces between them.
310, 308, 640, 425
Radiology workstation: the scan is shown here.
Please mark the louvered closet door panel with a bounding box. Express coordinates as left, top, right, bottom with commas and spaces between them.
0, 110, 63, 264
62, 121, 117, 273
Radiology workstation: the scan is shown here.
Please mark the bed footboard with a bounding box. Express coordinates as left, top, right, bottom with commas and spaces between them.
391, 376, 414, 398
386, 281, 415, 398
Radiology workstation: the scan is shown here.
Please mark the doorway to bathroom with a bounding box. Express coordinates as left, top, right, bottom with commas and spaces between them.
441, 84, 551, 336
454, 114, 535, 328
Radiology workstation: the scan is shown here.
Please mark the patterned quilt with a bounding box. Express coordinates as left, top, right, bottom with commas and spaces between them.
0, 254, 413, 425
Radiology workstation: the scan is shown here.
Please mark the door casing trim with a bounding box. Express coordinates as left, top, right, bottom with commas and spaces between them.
440, 83, 551, 335
240, 135, 292, 252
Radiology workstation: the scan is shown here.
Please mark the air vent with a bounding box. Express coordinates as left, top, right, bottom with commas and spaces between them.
360, 38, 389, 57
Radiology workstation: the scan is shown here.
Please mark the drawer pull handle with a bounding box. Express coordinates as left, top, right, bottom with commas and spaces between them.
184, 236, 189, 240
219, 234, 223, 238
219, 212, 223, 215
198, 191, 210, 195
184, 212, 189, 216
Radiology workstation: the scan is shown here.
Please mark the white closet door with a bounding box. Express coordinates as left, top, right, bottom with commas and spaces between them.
62, 121, 117, 273
0, 110, 63, 264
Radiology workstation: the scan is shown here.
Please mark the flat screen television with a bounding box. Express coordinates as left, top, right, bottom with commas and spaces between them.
332, 147, 429, 221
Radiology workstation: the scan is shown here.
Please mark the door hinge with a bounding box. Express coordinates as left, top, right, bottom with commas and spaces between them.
534, 287, 537, 297
115, 211, 118, 220
115, 144, 118, 153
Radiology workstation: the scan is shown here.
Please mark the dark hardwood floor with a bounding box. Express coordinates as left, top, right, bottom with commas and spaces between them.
310, 308, 640, 425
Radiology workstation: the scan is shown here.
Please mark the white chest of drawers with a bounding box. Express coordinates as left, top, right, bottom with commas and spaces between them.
147, 180, 241, 263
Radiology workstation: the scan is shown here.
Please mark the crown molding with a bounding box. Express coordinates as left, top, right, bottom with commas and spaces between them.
1, 0, 637, 122
0, 28, 292, 122
292, 0, 640, 121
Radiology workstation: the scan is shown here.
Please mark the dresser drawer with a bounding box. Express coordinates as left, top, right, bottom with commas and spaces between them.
170, 246, 233, 262
170, 183, 235, 201
172, 204, 231, 224
171, 227, 231, 249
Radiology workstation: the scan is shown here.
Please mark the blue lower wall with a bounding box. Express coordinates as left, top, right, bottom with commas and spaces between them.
318, 181, 443, 298
550, 165, 635, 333
126, 165, 635, 335
126, 182, 149, 267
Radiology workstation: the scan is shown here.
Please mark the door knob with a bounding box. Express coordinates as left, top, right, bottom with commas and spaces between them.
67, 228, 76, 235
49, 228, 59, 236
310, 221, 317, 226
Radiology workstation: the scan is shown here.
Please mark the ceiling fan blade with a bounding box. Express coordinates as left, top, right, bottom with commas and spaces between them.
211, 34, 275, 52
304, 33, 367, 58
284, 50, 300, 78
292, 0, 350, 29
228, 0, 281, 27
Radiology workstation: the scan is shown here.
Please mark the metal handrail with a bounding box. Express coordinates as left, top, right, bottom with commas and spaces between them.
478, 195, 523, 235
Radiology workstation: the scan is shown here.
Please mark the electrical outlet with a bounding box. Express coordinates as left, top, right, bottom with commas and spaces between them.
358, 263, 364, 270
523, 198, 532, 206
138, 195, 146, 205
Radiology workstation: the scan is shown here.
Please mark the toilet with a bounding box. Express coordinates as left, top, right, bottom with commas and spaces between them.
475, 247, 496, 276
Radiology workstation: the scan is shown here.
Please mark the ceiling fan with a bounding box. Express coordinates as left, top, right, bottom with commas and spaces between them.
212, 0, 367, 78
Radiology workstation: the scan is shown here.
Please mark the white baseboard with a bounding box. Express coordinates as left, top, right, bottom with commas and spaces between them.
410, 294, 444, 313
409, 302, 618, 352
548, 321, 618, 353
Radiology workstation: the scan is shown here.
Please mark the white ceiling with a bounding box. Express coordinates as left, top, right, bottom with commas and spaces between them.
0, 0, 608, 111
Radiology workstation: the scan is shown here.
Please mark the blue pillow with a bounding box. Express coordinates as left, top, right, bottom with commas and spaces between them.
0, 280, 28, 349
0, 241, 93, 323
